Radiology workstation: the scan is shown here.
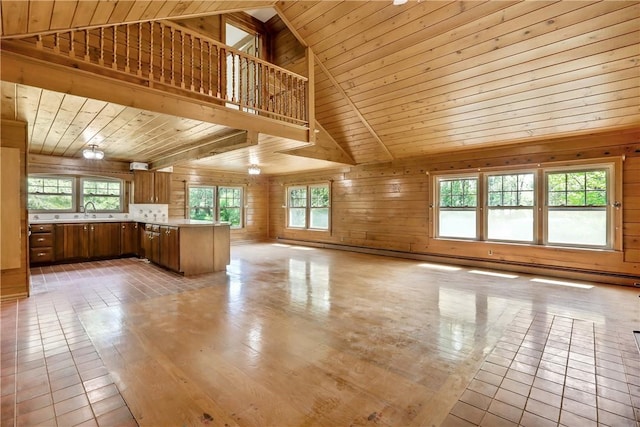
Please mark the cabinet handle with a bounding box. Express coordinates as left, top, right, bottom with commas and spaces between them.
37, 238, 45, 242
91, 226, 94, 230
83, 226, 87, 230
37, 252, 46, 257
122, 225, 125, 229
39, 226, 44, 230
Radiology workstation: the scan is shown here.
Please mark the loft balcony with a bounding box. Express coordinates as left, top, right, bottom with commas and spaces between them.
1, 19, 313, 144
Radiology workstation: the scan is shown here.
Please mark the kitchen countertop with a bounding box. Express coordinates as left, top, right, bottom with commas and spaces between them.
29, 218, 229, 228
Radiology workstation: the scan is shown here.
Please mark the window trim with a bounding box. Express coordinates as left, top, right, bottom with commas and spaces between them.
286, 183, 331, 231
432, 158, 621, 251
217, 186, 244, 229
27, 175, 76, 213
434, 173, 480, 240
80, 177, 124, 213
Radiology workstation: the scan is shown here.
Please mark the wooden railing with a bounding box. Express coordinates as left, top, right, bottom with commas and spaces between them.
12, 21, 308, 125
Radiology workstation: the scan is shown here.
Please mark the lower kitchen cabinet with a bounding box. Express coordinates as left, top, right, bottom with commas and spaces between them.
55, 224, 89, 261
160, 226, 180, 272
89, 222, 121, 258
120, 222, 139, 256
30, 224, 55, 264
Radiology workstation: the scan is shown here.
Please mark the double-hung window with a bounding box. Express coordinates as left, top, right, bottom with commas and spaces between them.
545, 167, 610, 247
188, 185, 244, 228
433, 160, 616, 250
218, 187, 243, 228
27, 176, 75, 211
81, 178, 123, 212
486, 173, 535, 242
436, 176, 478, 239
287, 184, 330, 230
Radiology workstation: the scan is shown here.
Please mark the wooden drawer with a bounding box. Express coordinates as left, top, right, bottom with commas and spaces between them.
31, 224, 54, 233
30, 247, 54, 263
30, 233, 53, 247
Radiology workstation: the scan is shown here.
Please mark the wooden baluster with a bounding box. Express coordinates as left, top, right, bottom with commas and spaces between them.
199, 38, 204, 93
231, 52, 236, 103
137, 23, 142, 76
190, 34, 195, 91
238, 55, 243, 108
125, 25, 130, 73
99, 28, 104, 65
36, 34, 43, 49
170, 27, 175, 86
216, 46, 222, 98
53, 32, 60, 54
84, 30, 90, 62
253, 59, 257, 110
69, 30, 75, 58
112, 26, 117, 70
149, 22, 154, 81
180, 31, 185, 89
207, 41, 212, 96
160, 24, 165, 83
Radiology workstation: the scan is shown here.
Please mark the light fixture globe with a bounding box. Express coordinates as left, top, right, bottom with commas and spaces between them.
83, 144, 104, 160
248, 164, 261, 175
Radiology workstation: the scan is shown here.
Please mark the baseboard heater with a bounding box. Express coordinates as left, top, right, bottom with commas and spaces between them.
274, 237, 640, 286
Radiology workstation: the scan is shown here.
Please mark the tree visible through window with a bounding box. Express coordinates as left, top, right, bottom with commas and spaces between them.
437, 177, 478, 239
287, 184, 330, 230
189, 186, 215, 221
218, 187, 243, 228
82, 178, 122, 211
486, 173, 534, 242
28, 176, 74, 211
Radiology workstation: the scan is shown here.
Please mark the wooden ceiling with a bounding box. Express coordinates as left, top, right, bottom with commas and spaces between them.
1, 1, 638, 175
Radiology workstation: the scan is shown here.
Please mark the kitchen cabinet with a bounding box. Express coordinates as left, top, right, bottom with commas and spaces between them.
50, 222, 121, 264
133, 171, 171, 204
54, 224, 88, 261
89, 223, 120, 258
120, 222, 139, 256
30, 224, 55, 264
159, 226, 180, 272
141, 224, 160, 265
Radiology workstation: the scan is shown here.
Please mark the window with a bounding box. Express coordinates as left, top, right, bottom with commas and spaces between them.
189, 186, 215, 221
81, 178, 123, 212
28, 176, 75, 211
486, 173, 535, 242
218, 187, 243, 228
433, 160, 616, 249
546, 168, 609, 247
437, 177, 478, 239
287, 184, 330, 230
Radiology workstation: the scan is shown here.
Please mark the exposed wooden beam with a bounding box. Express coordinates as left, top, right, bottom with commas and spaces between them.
0, 50, 308, 143
278, 122, 355, 165
150, 130, 257, 170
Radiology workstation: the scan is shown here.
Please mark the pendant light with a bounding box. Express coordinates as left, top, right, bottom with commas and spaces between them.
83, 144, 104, 160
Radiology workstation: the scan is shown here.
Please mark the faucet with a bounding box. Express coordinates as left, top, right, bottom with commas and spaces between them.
83, 201, 97, 218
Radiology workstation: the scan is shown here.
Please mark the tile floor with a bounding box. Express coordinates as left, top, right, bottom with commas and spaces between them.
443, 311, 640, 427
2, 246, 640, 426
2, 257, 222, 426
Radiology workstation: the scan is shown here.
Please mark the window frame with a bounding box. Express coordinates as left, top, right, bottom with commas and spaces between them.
80, 177, 124, 213
434, 173, 480, 240
217, 186, 244, 229
484, 171, 537, 243
542, 163, 614, 249
286, 183, 331, 231
188, 185, 216, 222
432, 158, 620, 251
27, 175, 76, 213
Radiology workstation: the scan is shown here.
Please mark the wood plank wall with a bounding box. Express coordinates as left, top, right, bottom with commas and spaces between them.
1, 119, 29, 299
169, 166, 269, 243
269, 129, 640, 285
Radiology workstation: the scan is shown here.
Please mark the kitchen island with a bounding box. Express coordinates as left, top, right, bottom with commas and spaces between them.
29, 218, 230, 276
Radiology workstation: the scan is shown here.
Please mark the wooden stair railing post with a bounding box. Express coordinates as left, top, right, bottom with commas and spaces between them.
84, 30, 90, 62
170, 27, 175, 86
149, 22, 154, 83
125, 25, 130, 73
99, 27, 104, 66
137, 23, 142, 77
190, 33, 195, 92
180, 30, 185, 89
69, 30, 75, 59
160, 24, 165, 83
112, 26, 117, 70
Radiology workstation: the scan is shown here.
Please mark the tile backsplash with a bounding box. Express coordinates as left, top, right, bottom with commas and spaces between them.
129, 204, 169, 222
29, 204, 168, 222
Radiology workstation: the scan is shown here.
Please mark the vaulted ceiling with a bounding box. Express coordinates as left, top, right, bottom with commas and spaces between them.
1, 1, 638, 175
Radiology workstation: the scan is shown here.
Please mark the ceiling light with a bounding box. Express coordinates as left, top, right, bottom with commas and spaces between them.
393, 0, 408, 5
248, 164, 261, 175
82, 144, 104, 160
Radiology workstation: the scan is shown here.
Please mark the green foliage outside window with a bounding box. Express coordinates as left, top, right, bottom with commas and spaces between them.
218, 187, 242, 227
487, 174, 534, 207
28, 177, 74, 210
548, 170, 607, 207
439, 178, 477, 208
82, 179, 122, 211
189, 186, 215, 220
